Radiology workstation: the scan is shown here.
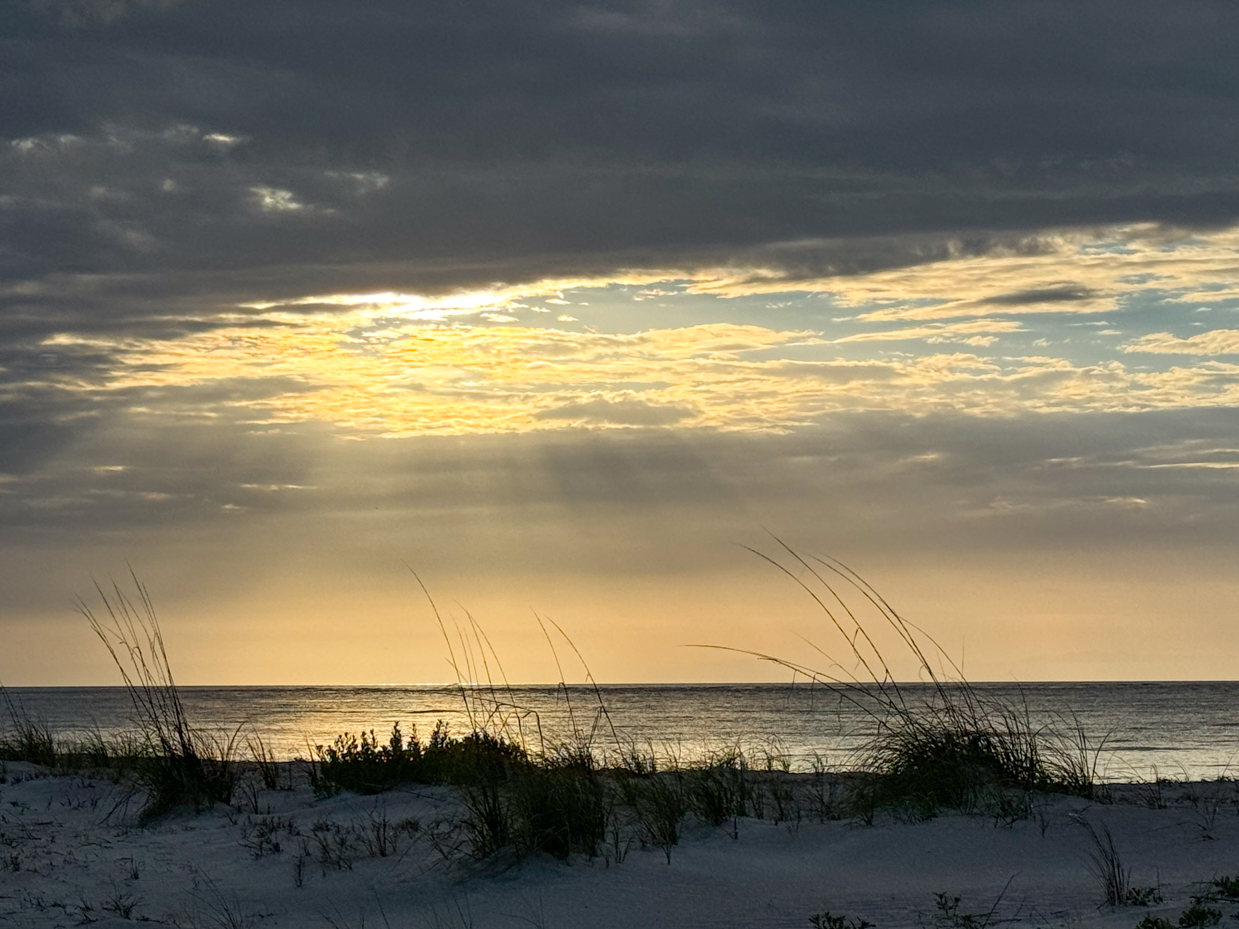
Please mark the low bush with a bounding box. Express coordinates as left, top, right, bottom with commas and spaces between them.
308, 720, 610, 860
810, 913, 876, 929
310, 725, 422, 797
1209, 876, 1239, 899
309, 722, 529, 796
1178, 904, 1222, 928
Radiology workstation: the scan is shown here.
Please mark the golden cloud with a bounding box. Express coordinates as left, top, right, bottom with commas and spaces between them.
31, 307, 1239, 436
1122, 329, 1239, 356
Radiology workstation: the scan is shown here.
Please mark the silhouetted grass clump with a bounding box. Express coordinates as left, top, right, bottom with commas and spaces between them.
0, 693, 145, 776
685, 753, 749, 827
0, 690, 57, 767
77, 573, 236, 821
57, 551, 1106, 857
698, 541, 1102, 819
508, 756, 609, 858
859, 691, 1096, 816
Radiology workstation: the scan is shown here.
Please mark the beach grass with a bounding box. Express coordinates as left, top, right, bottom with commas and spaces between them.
690, 541, 1102, 818
75, 572, 237, 820
6, 565, 1239, 929
0, 687, 149, 776
0, 693, 57, 768
23, 549, 1107, 861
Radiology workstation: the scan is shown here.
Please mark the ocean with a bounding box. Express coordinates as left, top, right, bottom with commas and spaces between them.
4, 681, 1236, 781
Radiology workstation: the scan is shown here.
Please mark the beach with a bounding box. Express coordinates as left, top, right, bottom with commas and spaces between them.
5, 758, 1239, 929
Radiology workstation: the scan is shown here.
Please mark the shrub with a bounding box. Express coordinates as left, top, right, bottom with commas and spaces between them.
1210, 876, 1239, 899
810, 914, 876, 929
308, 716, 617, 862
1178, 905, 1222, 928
311, 725, 421, 797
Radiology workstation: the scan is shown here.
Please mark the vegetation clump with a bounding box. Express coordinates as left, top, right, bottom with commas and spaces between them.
1207, 876, 1239, 899
1177, 904, 1223, 928
702, 542, 1102, 819
0, 702, 57, 768
77, 573, 236, 821
810, 913, 876, 929
309, 724, 427, 797
56, 550, 1107, 863
859, 693, 1095, 816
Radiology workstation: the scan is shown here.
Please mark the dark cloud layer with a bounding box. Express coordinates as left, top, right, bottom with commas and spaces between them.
4, 0, 1239, 335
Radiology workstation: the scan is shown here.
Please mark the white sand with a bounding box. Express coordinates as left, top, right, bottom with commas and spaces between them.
3, 761, 1238, 928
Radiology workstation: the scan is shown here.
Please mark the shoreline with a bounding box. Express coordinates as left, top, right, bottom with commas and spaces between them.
8, 680, 1239, 783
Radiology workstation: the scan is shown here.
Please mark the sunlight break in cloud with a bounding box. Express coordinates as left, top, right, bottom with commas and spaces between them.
243, 222, 1239, 334
28, 307, 1239, 437
684, 225, 1239, 322
250, 186, 305, 212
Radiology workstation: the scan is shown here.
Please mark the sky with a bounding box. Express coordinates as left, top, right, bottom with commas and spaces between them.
4, 0, 1239, 685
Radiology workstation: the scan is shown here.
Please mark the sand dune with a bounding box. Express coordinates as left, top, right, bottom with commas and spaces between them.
4, 761, 1239, 928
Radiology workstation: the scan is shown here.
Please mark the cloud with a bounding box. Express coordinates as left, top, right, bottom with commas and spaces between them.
8, 1, 1239, 686
686, 225, 1239, 321
250, 187, 305, 213
28, 0, 185, 27
534, 397, 692, 426
3, 1, 1239, 343
1122, 329, 1239, 356
830, 319, 1025, 344
13, 303, 1239, 447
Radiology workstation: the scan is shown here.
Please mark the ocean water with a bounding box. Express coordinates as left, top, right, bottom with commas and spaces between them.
4, 682, 1237, 781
